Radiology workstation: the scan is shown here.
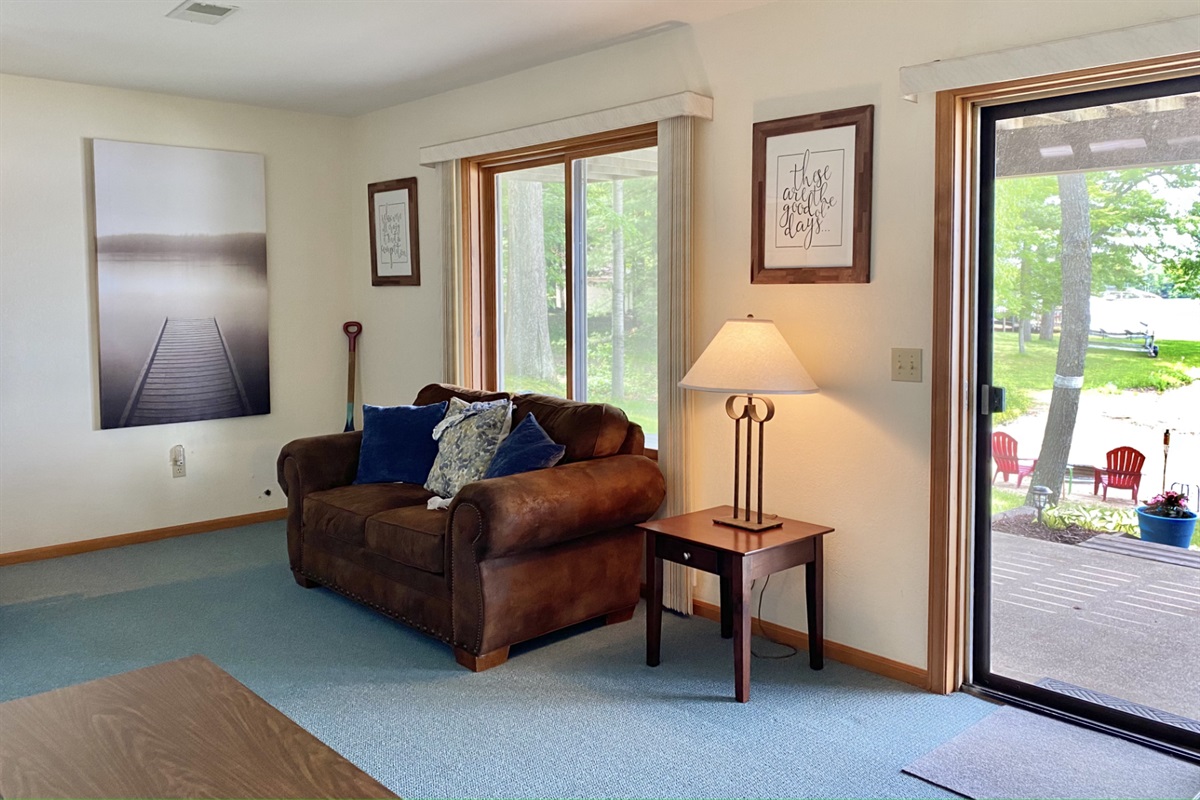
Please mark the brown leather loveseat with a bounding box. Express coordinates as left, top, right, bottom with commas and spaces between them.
277, 383, 665, 671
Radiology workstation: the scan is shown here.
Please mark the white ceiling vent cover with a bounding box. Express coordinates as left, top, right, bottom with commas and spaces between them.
166, 1, 239, 25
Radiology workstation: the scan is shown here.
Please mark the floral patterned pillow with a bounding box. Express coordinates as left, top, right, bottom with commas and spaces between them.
424, 397, 513, 499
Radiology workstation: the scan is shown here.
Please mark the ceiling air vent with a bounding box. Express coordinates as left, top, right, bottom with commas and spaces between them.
166, 1, 239, 25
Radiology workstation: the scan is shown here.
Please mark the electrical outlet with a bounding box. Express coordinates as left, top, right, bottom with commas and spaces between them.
171, 444, 186, 478
891, 348, 922, 382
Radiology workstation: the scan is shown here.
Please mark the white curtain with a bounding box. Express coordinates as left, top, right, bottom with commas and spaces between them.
437, 159, 465, 385
656, 116, 695, 614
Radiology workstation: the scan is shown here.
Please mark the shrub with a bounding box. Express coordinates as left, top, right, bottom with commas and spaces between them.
1044, 504, 1137, 535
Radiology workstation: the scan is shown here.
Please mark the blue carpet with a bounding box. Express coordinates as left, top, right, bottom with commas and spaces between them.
0, 522, 995, 798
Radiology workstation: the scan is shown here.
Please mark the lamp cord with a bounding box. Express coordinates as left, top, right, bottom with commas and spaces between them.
750, 575, 798, 660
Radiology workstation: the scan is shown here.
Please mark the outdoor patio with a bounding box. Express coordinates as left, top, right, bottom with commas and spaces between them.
998, 380, 1200, 509
991, 530, 1200, 732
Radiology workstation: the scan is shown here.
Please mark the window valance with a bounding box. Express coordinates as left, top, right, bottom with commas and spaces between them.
418, 92, 713, 165
899, 15, 1199, 101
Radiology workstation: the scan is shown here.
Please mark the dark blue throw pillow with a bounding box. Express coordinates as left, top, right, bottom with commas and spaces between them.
354, 401, 448, 485
484, 413, 566, 479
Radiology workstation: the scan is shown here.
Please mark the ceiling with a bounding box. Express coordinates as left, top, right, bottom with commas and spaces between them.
0, 0, 769, 117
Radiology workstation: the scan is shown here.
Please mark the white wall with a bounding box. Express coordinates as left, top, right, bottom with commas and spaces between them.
347, 1, 1197, 668
0, 75, 352, 553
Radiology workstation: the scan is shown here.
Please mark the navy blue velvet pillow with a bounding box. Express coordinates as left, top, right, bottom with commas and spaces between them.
483, 413, 566, 479
354, 401, 448, 485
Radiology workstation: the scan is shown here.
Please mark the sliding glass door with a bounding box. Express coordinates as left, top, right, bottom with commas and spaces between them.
973, 75, 1200, 753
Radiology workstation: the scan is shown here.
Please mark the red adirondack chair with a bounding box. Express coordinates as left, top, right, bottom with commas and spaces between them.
992, 432, 1037, 487
1093, 446, 1145, 501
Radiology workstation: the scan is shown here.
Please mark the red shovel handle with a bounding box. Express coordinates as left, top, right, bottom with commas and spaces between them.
343, 321, 362, 351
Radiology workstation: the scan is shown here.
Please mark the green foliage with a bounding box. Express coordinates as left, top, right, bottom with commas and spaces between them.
994, 176, 1061, 324
991, 333, 1200, 423
993, 166, 1200, 329
1160, 200, 1200, 298
1085, 167, 1197, 289
498, 157, 661, 436
1043, 504, 1137, 535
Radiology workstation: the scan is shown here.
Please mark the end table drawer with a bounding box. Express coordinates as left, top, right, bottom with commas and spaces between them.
656, 536, 719, 574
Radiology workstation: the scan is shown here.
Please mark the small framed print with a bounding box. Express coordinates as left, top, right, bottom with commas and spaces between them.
368, 177, 420, 286
751, 105, 873, 284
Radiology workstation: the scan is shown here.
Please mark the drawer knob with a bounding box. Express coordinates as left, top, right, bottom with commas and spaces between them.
683, 551, 691, 561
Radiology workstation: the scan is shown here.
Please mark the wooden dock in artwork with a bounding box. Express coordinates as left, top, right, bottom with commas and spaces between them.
119, 317, 251, 427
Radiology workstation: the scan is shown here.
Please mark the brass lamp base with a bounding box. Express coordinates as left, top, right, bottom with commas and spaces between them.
719, 394, 783, 533
713, 514, 783, 532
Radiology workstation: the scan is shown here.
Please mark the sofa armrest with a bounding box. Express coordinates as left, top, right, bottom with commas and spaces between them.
276, 431, 363, 498
449, 454, 665, 561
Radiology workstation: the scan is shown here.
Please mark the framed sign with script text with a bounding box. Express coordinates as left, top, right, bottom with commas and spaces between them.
369, 177, 420, 286
751, 105, 873, 284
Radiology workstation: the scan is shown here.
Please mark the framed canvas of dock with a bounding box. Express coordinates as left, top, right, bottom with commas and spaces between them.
750, 105, 873, 285
368, 177, 420, 286
91, 139, 270, 429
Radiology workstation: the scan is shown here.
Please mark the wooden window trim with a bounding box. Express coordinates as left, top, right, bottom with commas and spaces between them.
461, 123, 658, 394
928, 52, 1200, 695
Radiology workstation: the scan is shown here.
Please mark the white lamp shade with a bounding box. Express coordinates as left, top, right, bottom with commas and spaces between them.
679, 317, 819, 395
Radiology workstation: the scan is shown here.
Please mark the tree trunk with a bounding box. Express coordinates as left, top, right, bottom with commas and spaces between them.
504, 179, 554, 382
611, 180, 625, 401
1039, 309, 1056, 341
1027, 173, 1091, 504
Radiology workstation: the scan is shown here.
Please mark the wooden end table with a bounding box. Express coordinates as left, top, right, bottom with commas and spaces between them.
639, 506, 834, 702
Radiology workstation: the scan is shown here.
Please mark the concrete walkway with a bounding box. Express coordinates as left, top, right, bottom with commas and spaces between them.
991, 531, 1200, 724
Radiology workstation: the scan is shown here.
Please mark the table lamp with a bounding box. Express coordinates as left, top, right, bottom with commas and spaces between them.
679, 316, 818, 531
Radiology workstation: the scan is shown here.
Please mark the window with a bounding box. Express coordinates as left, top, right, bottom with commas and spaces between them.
465, 125, 659, 444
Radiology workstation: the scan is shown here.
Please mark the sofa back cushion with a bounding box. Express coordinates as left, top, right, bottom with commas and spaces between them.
412, 384, 643, 463
415, 383, 509, 407
511, 393, 637, 463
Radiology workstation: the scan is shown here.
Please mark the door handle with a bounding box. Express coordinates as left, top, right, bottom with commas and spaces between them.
980, 385, 1006, 415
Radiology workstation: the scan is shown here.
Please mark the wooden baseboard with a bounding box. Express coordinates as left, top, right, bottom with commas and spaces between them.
691, 599, 929, 689
0, 508, 287, 566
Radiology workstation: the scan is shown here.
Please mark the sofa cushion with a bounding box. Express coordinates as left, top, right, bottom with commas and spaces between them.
364, 505, 448, 574
484, 413, 566, 479
511, 393, 630, 463
354, 401, 448, 485
304, 483, 434, 547
414, 383, 510, 407
424, 397, 512, 498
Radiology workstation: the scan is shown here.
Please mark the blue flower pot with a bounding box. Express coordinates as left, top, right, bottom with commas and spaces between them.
1136, 507, 1198, 549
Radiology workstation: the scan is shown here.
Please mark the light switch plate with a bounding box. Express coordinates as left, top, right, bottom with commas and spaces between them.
892, 348, 922, 382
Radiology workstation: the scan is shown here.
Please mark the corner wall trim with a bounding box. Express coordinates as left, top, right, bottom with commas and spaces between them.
0, 508, 287, 566
691, 599, 929, 689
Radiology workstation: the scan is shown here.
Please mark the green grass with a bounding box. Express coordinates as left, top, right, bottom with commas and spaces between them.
992, 334, 1200, 423
992, 487, 1028, 516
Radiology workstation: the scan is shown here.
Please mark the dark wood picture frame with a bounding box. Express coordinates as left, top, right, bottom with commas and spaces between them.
368, 177, 420, 286
751, 105, 873, 284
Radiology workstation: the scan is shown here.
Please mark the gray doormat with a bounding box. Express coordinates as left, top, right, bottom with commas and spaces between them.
1079, 533, 1200, 569
903, 706, 1200, 799
1037, 677, 1200, 734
